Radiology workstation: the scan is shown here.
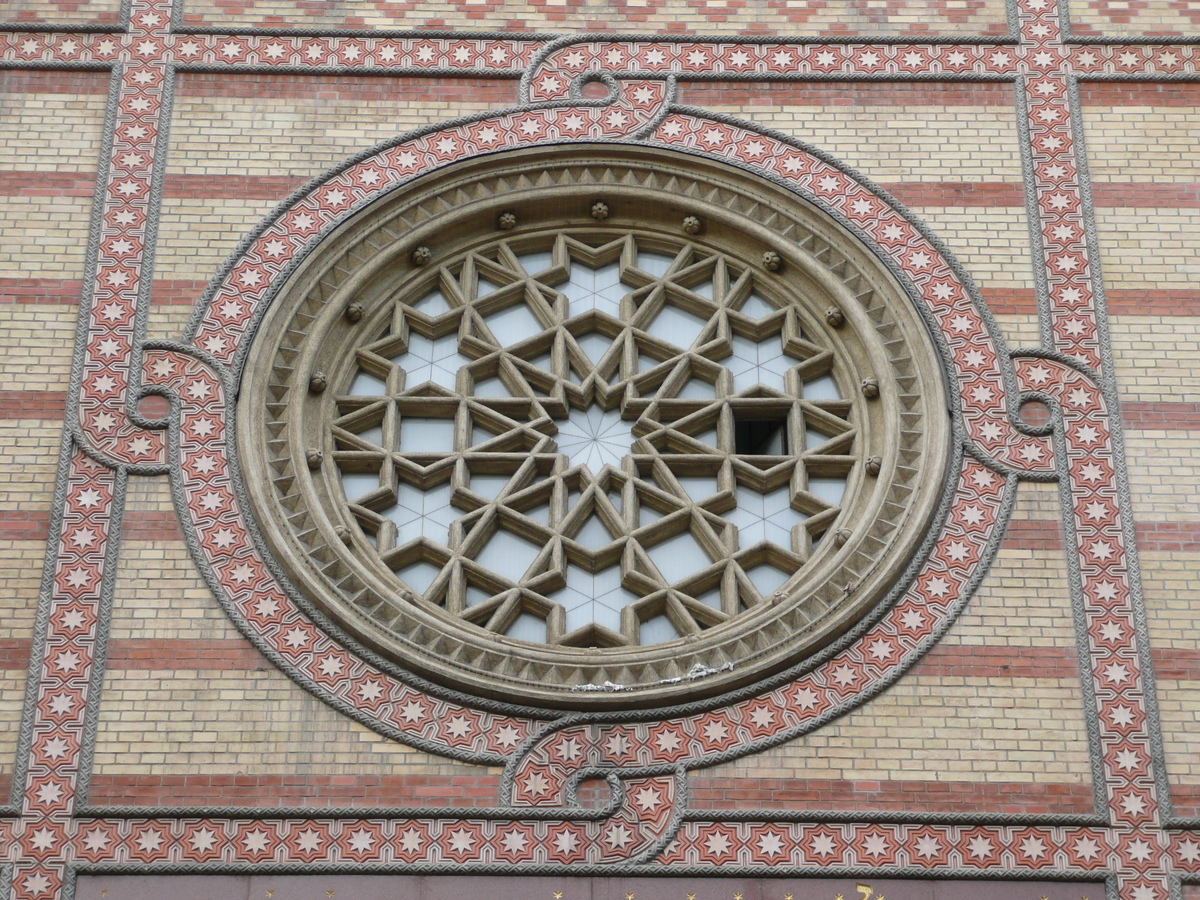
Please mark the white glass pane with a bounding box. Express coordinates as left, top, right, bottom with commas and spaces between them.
465, 585, 493, 607
676, 378, 716, 399
384, 482, 455, 544
397, 560, 441, 594
729, 334, 787, 393
806, 428, 830, 452
638, 503, 663, 526
563, 261, 623, 318
551, 564, 636, 634
740, 293, 775, 319
393, 333, 471, 390
745, 563, 789, 598
556, 407, 634, 470
399, 417, 455, 453
575, 332, 612, 364
485, 303, 541, 346
410, 289, 450, 315
517, 251, 553, 276
692, 587, 722, 610
677, 475, 719, 503
356, 424, 383, 447
341, 472, 378, 501
520, 503, 550, 525
477, 277, 502, 297
808, 477, 846, 506
639, 614, 679, 644
506, 611, 547, 642
349, 371, 386, 394
572, 514, 612, 549
637, 252, 676, 277
727, 486, 804, 548
473, 530, 540, 581
647, 531, 709, 584
646, 304, 707, 349
692, 279, 714, 299
804, 374, 840, 400
473, 376, 511, 397
469, 473, 511, 500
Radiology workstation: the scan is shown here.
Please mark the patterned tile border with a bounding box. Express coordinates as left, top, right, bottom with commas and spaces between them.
1, 0, 1198, 897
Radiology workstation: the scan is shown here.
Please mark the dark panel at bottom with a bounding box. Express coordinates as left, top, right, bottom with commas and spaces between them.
76, 875, 1107, 900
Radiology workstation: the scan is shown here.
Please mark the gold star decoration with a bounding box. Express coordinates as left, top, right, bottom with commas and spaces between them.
327, 892, 336, 898
628, 893, 636, 899
267, 893, 275, 898
786, 895, 794, 900
100, 893, 108, 898
688, 894, 697, 900
734, 894, 744, 900
554, 893, 563, 899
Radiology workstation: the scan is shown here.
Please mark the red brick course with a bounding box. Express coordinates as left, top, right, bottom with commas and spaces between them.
688, 776, 1096, 814
176, 73, 516, 102
678, 81, 1018, 108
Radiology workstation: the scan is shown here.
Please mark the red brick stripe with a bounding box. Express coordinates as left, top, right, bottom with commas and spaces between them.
1136, 521, 1200, 552
1080, 82, 1200, 108
1105, 289, 1200, 316
0, 638, 31, 669
1092, 182, 1200, 208
0, 171, 94, 197
914, 643, 1078, 679
163, 173, 306, 200
0, 510, 51, 541
689, 777, 1094, 815
1003, 519, 1062, 550
1172, 785, 1200, 818
121, 510, 182, 542
884, 181, 1026, 207
0, 278, 83, 304
106, 638, 263, 670
1154, 650, 1200, 681
0, 70, 110, 95
1003, 520, 1200, 553
1122, 402, 1200, 430
151, 279, 209, 306
176, 73, 516, 102
680, 81, 1018, 108
0, 391, 66, 419
0, 509, 180, 542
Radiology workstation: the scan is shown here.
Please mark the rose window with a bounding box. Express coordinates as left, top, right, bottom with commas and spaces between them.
240, 145, 949, 709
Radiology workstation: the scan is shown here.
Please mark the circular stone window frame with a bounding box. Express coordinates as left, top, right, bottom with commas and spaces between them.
239, 143, 951, 711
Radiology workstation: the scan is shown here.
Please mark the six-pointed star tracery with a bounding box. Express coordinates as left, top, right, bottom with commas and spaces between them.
332, 233, 856, 648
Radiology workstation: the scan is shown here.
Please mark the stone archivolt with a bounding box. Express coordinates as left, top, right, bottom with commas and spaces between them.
240, 144, 948, 710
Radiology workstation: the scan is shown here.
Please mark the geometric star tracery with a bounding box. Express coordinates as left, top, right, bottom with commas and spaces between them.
332, 231, 856, 647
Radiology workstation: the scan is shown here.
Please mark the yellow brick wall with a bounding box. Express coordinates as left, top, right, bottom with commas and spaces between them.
176, 0, 1009, 36
1081, 90, 1200, 801
694, 483, 1093, 791
92, 475, 499, 804
0, 73, 107, 780
1069, 0, 1199, 36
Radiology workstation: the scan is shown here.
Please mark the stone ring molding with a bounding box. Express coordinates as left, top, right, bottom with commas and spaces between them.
132, 71, 1060, 772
